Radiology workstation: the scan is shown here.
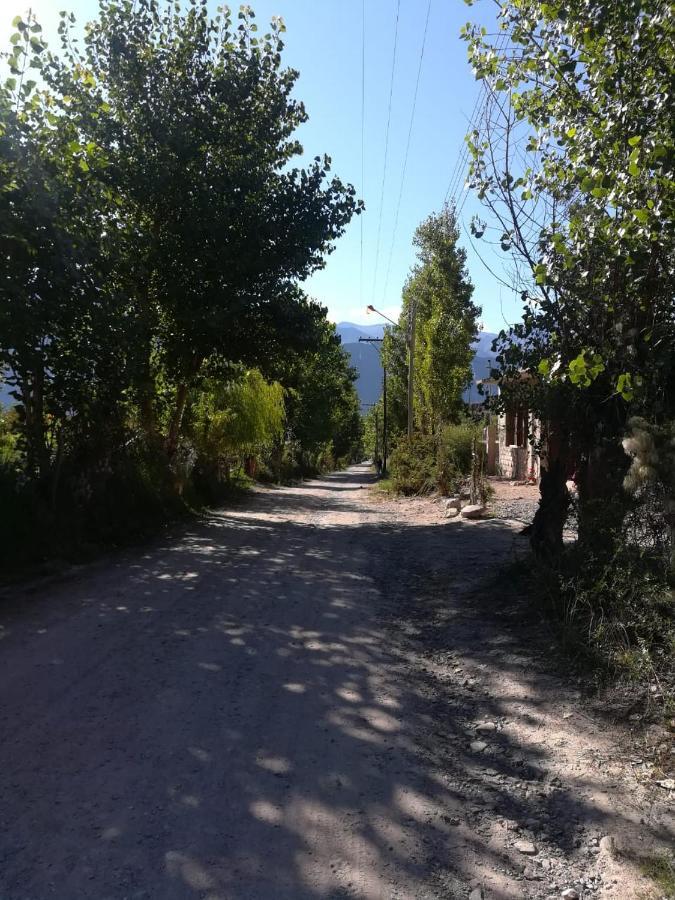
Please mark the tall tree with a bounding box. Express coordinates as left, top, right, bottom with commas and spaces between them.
0, 11, 132, 485
389, 205, 480, 434
46, 0, 361, 453
463, 0, 675, 557
284, 318, 363, 469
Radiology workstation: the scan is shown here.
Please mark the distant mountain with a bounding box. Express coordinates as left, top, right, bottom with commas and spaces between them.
341, 341, 383, 413
472, 330, 500, 357
335, 322, 386, 345
463, 331, 499, 404
336, 321, 500, 413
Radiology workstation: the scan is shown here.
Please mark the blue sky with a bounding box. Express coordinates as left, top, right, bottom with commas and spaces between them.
2, 0, 522, 332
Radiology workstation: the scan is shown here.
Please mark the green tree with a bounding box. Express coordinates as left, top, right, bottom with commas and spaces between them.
388, 205, 480, 435
47, 0, 361, 454
463, 0, 675, 557
190, 369, 284, 486
0, 11, 132, 486
0, 3, 363, 566
284, 318, 363, 471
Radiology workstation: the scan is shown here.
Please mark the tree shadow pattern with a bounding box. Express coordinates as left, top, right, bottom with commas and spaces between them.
0, 465, 670, 900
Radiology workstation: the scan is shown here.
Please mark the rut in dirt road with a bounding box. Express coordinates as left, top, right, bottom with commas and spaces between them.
0, 464, 670, 900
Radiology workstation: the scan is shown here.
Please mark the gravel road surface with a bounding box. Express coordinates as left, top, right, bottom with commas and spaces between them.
0, 464, 671, 900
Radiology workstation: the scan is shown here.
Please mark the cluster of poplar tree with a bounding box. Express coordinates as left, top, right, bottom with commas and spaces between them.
365, 205, 482, 495
0, 1, 363, 567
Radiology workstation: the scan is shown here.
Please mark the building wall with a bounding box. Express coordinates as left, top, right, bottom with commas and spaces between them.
495, 409, 540, 481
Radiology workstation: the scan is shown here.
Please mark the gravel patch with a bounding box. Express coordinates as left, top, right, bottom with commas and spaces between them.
491, 497, 539, 524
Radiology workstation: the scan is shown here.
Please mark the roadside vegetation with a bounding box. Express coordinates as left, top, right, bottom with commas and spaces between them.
445, 1, 675, 704
0, 1, 362, 572
462, 0, 674, 693
364, 205, 486, 497
367, 0, 674, 699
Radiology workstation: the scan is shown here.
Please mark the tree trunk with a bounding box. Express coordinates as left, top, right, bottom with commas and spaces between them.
576, 440, 630, 561
166, 382, 190, 459
137, 347, 158, 444
50, 424, 65, 512
664, 497, 675, 581
21, 364, 48, 483
530, 458, 571, 562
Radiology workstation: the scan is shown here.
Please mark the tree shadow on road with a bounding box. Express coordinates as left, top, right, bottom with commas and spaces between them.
0, 469, 670, 900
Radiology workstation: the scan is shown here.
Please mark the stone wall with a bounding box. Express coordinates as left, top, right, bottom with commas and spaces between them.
495, 412, 540, 481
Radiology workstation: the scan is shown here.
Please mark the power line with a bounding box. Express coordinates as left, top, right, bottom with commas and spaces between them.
379, 0, 432, 307
444, 82, 485, 206
370, 0, 401, 305
445, 29, 510, 216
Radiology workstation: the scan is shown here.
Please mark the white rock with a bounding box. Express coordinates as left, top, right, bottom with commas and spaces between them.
461, 504, 487, 519
561, 890, 579, 900
445, 507, 460, 519
469, 888, 484, 900
599, 835, 615, 853
476, 721, 497, 732
445, 496, 461, 510
470, 740, 487, 752
515, 840, 538, 855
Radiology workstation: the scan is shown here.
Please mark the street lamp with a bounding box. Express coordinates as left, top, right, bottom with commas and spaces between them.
366, 304, 398, 327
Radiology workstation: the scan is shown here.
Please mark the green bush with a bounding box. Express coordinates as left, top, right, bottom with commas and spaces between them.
563, 544, 674, 682
437, 422, 481, 495
389, 434, 438, 495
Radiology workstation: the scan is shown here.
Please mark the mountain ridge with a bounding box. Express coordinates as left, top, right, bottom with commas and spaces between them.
335, 322, 499, 412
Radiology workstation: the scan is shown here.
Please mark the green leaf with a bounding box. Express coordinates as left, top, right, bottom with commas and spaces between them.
616, 373, 634, 401
538, 358, 551, 376
627, 135, 641, 147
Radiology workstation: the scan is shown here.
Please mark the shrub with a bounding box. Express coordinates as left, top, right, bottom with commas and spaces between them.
437, 422, 481, 495
390, 434, 438, 495
563, 544, 673, 682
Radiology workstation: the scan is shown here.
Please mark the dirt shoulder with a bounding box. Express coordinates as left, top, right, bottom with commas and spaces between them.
370, 484, 674, 899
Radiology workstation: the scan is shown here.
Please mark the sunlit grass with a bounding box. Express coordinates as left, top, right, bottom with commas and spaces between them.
640, 851, 675, 897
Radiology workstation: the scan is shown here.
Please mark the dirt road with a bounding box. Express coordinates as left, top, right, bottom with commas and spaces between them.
0, 464, 671, 899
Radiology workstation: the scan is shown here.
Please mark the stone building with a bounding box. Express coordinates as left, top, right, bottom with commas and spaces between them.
480, 376, 541, 482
